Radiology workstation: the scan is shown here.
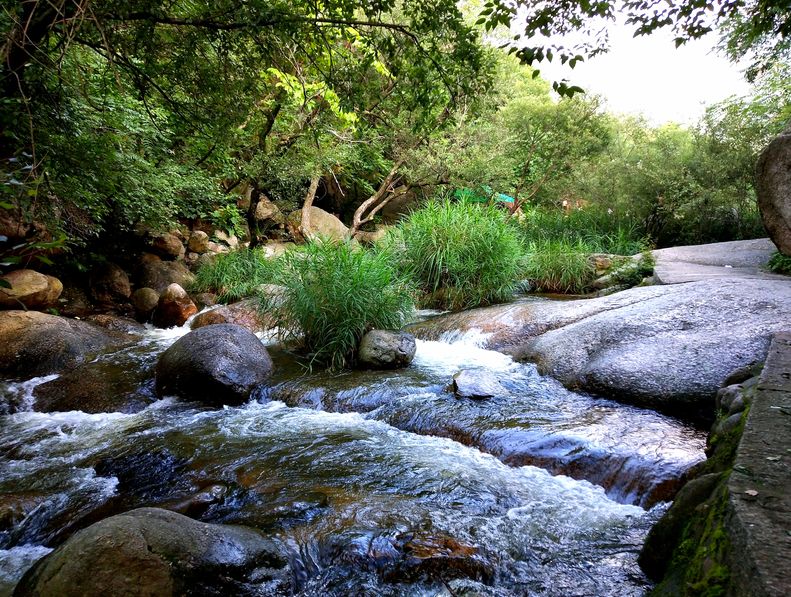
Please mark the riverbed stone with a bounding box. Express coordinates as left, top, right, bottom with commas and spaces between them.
152, 283, 197, 328
451, 369, 506, 399
187, 230, 210, 253
756, 125, 791, 255
357, 330, 416, 369
150, 232, 185, 260
190, 298, 271, 334
88, 262, 131, 305
13, 507, 289, 597
0, 310, 127, 378
131, 287, 159, 321
155, 323, 273, 405
135, 255, 194, 293
0, 269, 62, 310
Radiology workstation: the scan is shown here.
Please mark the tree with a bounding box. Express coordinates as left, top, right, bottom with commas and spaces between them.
0, 1, 490, 241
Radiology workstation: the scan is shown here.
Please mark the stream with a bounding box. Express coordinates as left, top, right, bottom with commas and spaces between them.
0, 309, 706, 596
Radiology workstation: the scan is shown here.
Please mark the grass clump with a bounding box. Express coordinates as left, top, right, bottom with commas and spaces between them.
520, 206, 650, 255
397, 199, 524, 310
522, 239, 596, 294
263, 239, 415, 371
191, 247, 282, 302
767, 251, 791, 275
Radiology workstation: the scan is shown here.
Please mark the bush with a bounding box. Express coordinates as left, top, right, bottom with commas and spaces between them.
263, 240, 415, 370
767, 251, 791, 275
519, 206, 650, 255
522, 239, 596, 294
396, 199, 524, 310
191, 248, 281, 302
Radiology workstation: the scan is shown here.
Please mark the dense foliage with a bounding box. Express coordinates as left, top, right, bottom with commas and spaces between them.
396, 199, 524, 309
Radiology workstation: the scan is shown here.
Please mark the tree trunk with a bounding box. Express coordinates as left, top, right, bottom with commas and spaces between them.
299, 176, 321, 242
348, 160, 406, 238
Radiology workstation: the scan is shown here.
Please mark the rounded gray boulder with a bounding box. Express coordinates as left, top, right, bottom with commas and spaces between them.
756, 125, 791, 255
357, 330, 416, 369
13, 507, 289, 597
155, 323, 273, 405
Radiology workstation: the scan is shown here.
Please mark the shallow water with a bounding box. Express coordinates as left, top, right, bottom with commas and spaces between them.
0, 313, 706, 595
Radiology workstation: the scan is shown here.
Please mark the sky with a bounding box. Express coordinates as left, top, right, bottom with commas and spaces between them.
531, 19, 751, 125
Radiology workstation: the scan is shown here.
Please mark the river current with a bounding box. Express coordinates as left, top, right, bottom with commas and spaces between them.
0, 311, 706, 595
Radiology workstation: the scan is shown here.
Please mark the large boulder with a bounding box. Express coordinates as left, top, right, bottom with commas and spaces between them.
0, 269, 62, 310
131, 287, 159, 321
150, 232, 185, 260
410, 274, 791, 423
286, 206, 349, 242
519, 278, 790, 422
357, 330, 416, 369
155, 323, 273, 405
756, 125, 791, 255
88, 262, 131, 305
152, 283, 197, 328
13, 507, 289, 597
135, 254, 194, 293
254, 196, 285, 225
0, 311, 127, 378
187, 230, 210, 254
190, 298, 271, 334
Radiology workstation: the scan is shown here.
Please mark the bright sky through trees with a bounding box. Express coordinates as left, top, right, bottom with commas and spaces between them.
537, 17, 751, 125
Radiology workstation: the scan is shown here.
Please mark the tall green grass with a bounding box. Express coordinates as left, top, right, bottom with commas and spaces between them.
522, 239, 596, 294
520, 206, 650, 256
263, 240, 415, 370
768, 251, 791, 275
191, 247, 282, 302
396, 199, 524, 310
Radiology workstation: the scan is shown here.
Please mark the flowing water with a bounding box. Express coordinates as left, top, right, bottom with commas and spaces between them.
0, 311, 706, 596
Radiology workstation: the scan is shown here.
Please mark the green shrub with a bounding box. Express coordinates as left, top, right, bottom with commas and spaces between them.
519, 206, 650, 255
767, 251, 791, 275
396, 199, 524, 310
263, 240, 415, 371
191, 247, 281, 302
522, 239, 596, 294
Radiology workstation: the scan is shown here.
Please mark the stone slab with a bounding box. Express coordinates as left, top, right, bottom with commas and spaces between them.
727, 333, 791, 596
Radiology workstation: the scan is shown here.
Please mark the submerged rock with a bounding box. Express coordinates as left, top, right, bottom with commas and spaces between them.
155, 323, 273, 405
13, 507, 290, 597
33, 359, 153, 414
0, 269, 62, 310
357, 330, 416, 369
0, 311, 127, 378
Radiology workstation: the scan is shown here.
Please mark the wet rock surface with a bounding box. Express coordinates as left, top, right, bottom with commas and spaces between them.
152, 283, 197, 328
412, 273, 791, 423
451, 369, 506, 399
13, 508, 290, 597
155, 323, 273, 405
190, 298, 271, 334
357, 330, 416, 369
0, 311, 129, 378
